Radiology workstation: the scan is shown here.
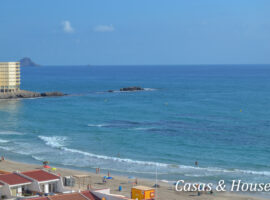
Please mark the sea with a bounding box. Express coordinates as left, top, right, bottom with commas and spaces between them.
0, 65, 270, 186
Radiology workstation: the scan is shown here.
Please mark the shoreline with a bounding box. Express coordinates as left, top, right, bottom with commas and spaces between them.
0, 159, 267, 200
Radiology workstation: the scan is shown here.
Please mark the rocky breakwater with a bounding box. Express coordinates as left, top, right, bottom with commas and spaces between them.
0, 90, 65, 99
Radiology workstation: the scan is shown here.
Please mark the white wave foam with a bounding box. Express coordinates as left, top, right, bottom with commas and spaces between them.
32, 155, 45, 162
0, 139, 9, 143
34, 137, 169, 170
38, 136, 67, 148
235, 169, 270, 176
178, 165, 270, 177
87, 124, 108, 127
133, 127, 151, 130
37, 135, 270, 178
0, 146, 12, 151
185, 174, 207, 177
144, 88, 157, 91
38, 136, 169, 167
0, 131, 23, 135
61, 147, 168, 167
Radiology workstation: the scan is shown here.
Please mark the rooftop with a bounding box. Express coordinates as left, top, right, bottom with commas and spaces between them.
132, 185, 154, 190
26, 198, 49, 200
0, 173, 32, 186
81, 191, 100, 200
22, 170, 60, 182
0, 170, 10, 175
25, 191, 101, 200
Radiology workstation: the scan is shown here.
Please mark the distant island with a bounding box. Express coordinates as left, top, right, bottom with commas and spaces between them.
19, 57, 40, 67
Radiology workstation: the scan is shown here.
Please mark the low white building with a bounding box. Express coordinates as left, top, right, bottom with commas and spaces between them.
20, 170, 66, 194
0, 170, 67, 199
0, 173, 32, 198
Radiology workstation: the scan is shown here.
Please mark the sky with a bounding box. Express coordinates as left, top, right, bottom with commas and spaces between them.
0, 0, 270, 65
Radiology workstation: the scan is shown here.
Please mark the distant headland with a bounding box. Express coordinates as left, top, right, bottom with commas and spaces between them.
19, 57, 40, 67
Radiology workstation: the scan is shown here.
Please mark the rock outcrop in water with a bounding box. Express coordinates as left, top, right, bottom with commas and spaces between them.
0, 90, 65, 99
120, 86, 144, 91
108, 86, 144, 92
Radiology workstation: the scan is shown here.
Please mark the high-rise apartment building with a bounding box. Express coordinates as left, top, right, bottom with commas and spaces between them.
0, 62, 20, 93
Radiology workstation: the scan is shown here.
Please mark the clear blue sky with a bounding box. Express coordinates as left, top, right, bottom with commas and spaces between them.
1, 0, 270, 65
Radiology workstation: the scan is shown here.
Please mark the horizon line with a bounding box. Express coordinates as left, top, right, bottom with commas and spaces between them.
21, 63, 270, 67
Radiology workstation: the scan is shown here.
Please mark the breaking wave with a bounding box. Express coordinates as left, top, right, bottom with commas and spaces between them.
38, 135, 168, 167
87, 124, 108, 127
0, 139, 9, 143
37, 136, 270, 178
61, 147, 168, 167
38, 136, 67, 148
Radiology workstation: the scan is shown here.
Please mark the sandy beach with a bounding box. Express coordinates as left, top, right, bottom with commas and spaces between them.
0, 159, 266, 200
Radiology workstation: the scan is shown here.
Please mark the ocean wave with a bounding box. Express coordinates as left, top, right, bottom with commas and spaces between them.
0, 131, 24, 135
178, 166, 270, 177
144, 88, 157, 91
37, 136, 270, 178
61, 147, 168, 167
32, 155, 46, 162
38, 136, 67, 148
0, 146, 12, 151
235, 169, 270, 176
87, 124, 108, 127
88, 120, 141, 128
38, 135, 168, 167
184, 174, 207, 177
133, 127, 152, 130
0, 139, 9, 143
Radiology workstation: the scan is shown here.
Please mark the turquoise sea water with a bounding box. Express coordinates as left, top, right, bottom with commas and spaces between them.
0, 65, 270, 184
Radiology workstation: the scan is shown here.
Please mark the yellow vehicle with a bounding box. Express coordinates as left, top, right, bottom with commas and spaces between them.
131, 186, 155, 200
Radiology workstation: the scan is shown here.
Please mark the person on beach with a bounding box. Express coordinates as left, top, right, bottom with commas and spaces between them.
103, 177, 106, 183
195, 161, 198, 166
